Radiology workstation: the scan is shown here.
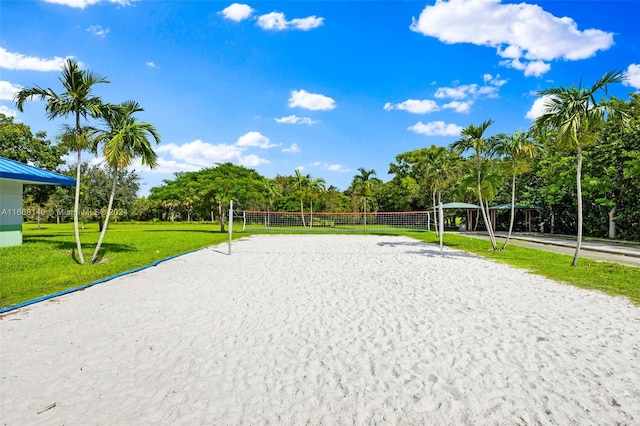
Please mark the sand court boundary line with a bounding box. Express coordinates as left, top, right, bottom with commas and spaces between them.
0, 246, 210, 315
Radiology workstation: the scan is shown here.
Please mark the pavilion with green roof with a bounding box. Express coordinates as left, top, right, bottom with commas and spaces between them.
0, 157, 75, 247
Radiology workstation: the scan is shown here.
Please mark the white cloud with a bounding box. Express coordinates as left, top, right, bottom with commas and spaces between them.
86, 25, 109, 37
0, 105, 17, 118
157, 140, 245, 167
236, 131, 279, 149
502, 58, 551, 77
282, 143, 300, 153
410, 0, 614, 77
0, 47, 73, 71
0, 80, 22, 100
288, 89, 336, 111
220, 3, 254, 22
442, 100, 473, 113
146, 61, 156, 68
257, 12, 288, 30
383, 99, 439, 114
435, 86, 471, 100
624, 64, 640, 91
526, 95, 553, 120
435, 83, 499, 100
483, 73, 507, 87
149, 133, 278, 173
289, 16, 324, 31
257, 12, 324, 31
310, 162, 349, 172
275, 115, 318, 125
408, 121, 463, 137
132, 157, 200, 174
240, 154, 269, 167
44, 0, 131, 8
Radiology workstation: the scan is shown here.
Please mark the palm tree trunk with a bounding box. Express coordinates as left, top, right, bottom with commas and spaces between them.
73, 149, 85, 264
300, 199, 306, 229
572, 146, 583, 267
363, 197, 367, 232
502, 172, 517, 249
477, 168, 497, 250
608, 205, 617, 239
607, 185, 625, 239
438, 190, 442, 231
91, 168, 118, 263
432, 191, 438, 237
219, 201, 225, 232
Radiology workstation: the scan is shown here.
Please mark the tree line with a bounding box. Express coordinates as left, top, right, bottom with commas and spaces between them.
3, 64, 639, 266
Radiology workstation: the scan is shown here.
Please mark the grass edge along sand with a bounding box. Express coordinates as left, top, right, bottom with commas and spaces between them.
0, 222, 238, 309
405, 231, 639, 305
1, 224, 638, 309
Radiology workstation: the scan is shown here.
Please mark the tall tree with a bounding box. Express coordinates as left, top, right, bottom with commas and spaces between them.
294, 169, 310, 229
531, 70, 626, 266
14, 59, 109, 264
0, 114, 68, 225
491, 131, 539, 248
90, 101, 160, 263
0, 114, 66, 169
352, 167, 379, 213
84, 163, 141, 228
307, 176, 326, 228
197, 163, 267, 231
584, 95, 640, 239
451, 119, 499, 250
351, 167, 380, 231
262, 178, 282, 228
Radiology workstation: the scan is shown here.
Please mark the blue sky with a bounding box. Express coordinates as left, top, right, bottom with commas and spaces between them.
2, 0, 639, 196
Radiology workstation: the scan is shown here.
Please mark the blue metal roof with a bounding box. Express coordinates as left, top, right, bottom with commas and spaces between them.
0, 157, 76, 186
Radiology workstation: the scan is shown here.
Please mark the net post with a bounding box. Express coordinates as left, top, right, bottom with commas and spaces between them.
439, 202, 444, 256
228, 200, 233, 255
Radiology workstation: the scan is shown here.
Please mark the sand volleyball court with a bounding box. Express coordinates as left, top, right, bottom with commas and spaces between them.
1, 234, 639, 424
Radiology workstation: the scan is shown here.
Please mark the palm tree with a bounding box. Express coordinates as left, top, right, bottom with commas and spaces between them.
451, 119, 499, 250
14, 59, 109, 264
307, 177, 326, 228
294, 169, 310, 229
263, 179, 282, 229
491, 131, 539, 249
423, 148, 460, 235
352, 168, 379, 231
90, 101, 160, 263
531, 70, 626, 266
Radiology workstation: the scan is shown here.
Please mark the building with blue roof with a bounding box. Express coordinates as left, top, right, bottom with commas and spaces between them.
0, 157, 76, 247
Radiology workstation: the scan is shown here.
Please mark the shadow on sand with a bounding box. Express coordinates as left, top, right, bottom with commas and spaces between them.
377, 240, 480, 259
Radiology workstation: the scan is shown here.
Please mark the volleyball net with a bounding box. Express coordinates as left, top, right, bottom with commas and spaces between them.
233, 210, 431, 233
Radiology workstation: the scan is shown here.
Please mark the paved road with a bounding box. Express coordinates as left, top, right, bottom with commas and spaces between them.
458, 232, 640, 268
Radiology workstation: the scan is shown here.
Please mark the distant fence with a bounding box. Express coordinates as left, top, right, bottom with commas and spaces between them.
234, 210, 431, 233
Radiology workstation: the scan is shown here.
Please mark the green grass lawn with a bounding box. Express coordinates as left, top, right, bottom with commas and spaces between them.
0, 222, 236, 308
1, 224, 638, 309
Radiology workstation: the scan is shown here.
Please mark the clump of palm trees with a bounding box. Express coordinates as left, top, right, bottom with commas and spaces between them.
14, 59, 161, 265
451, 70, 626, 266
294, 169, 327, 229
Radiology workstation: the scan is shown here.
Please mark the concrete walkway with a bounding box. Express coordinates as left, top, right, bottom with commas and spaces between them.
458, 232, 640, 268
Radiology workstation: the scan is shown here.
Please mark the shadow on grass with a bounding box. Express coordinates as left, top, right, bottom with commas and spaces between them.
23, 238, 137, 254
139, 229, 227, 234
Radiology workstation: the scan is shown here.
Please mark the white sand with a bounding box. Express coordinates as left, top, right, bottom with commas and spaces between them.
1, 234, 639, 425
